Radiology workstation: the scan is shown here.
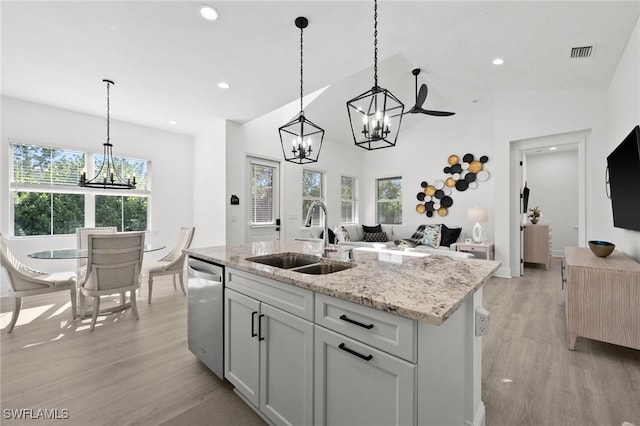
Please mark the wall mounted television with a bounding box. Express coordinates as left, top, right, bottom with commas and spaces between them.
606, 125, 640, 232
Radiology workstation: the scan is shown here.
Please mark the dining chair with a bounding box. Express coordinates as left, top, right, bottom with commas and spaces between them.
0, 234, 77, 333
75, 227, 117, 282
78, 232, 145, 331
143, 227, 195, 304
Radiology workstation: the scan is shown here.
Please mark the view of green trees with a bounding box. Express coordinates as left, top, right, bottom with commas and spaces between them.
11, 143, 149, 236
13, 192, 84, 236
303, 170, 322, 225
13, 144, 84, 185
377, 177, 402, 224
251, 164, 274, 224
341, 176, 355, 223
95, 196, 148, 232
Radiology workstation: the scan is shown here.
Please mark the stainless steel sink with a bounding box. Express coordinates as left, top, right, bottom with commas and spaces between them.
293, 261, 355, 275
246, 253, 321, 269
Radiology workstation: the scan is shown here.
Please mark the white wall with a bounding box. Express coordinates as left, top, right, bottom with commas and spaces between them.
192, 120, 226, 249
526, 149, 579, 256
225, 103, 364, 245
362, 98, 495, 242
493, 89, 609, 276
0, 97, 194, 292
607, 16, 640, 261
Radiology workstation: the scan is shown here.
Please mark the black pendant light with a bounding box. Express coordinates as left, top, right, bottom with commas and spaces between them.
279, 17, 324, 164
346, 0, 404, 150
79, 79, 136, 189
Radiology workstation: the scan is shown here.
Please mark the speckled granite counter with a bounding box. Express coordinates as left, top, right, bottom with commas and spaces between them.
185, 240, 500, 325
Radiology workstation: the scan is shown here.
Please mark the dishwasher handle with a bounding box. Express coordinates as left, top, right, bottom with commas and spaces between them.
188, 259, 223, 282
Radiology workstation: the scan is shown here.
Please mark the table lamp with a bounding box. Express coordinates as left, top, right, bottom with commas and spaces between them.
468, 207, 488, 243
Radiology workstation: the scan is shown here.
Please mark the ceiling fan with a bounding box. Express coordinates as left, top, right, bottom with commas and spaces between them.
405, 68, 455, 117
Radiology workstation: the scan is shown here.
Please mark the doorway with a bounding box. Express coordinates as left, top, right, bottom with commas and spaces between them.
511, 130, 587, 275
246, 156, 280, 243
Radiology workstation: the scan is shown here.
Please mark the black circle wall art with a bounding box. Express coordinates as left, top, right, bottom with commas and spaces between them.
415, 153, 490, 216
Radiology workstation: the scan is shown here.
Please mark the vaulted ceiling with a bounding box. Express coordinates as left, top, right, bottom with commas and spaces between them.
2, 1, 638, 139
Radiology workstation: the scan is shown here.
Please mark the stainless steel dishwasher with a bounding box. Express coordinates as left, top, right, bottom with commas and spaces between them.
187, 256, 224, 379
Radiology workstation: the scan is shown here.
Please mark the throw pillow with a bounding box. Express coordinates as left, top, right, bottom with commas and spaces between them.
396, 239, 417, 248
421, 224, 442, 247
406, 224, 426, 245
319, 228, 336, 244
440, 224, 462, 247
338, 225, 350, 242
362, 224, 382, 234
363, 231, 388, 242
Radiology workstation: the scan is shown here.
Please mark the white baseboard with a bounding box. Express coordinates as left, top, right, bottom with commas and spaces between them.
494, 266, 512, 278
465, 401, 486, 426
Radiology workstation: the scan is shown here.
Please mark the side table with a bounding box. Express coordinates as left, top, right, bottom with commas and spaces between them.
455, 241, 495, 260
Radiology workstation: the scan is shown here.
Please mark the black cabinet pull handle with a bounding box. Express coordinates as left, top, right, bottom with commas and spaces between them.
251, 311, 258, 337
339, 314, 374, 329
338, 343, 373, 361
258, 314, 265, 341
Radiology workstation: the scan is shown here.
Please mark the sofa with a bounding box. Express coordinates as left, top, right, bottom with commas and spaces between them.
300, 223, 471, 258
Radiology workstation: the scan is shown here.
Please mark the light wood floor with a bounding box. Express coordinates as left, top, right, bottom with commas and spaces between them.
1, 262, 638, 426
484, 258, 640, 426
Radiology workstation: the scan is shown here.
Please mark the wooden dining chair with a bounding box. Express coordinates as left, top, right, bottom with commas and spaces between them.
143, 227, 195, 304
0, 234, 77, 332
78, 232, 145, 331
75, 227, 117, 282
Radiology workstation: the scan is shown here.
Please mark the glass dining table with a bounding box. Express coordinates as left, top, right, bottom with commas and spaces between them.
28, 244, 166, 259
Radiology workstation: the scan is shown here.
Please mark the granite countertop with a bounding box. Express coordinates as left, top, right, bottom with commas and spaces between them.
185, 240, 500, 326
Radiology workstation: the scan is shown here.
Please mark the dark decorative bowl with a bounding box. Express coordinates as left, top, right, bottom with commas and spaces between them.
588, 240, 615, 258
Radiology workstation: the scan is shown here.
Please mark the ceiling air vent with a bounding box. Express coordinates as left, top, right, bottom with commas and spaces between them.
570, 45, 595, 58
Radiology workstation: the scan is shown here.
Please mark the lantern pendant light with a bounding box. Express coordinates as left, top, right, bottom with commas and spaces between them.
279, 17, 325, 164
346, 0, 404, 150
79, 79, 136, 189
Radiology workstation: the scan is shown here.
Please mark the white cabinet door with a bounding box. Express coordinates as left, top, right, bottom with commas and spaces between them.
260, 303, 314, 426
225, 289, 260, 407
315, 326, 416, 426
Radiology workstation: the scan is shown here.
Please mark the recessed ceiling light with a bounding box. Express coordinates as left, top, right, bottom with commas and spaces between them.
492, 58, 504, 65
169, 120, 177, 125
217, 82, 229, 89
199, 5, 218, 21
549, 146, 557, 151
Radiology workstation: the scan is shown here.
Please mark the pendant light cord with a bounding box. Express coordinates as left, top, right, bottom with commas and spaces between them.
106, 81, 111, 144
373, 0, 378, 88
300, 23, 304, 113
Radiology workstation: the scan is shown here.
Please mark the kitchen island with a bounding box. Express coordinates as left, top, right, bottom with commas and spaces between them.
185, 240, 500, 426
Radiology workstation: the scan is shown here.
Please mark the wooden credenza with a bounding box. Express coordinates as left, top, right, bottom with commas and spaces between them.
523, 224, 551, 270
562, 247, 640, 350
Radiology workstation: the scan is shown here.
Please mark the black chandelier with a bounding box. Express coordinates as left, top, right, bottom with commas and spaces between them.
346, 0, 404, 150
279, 17, 324, 164
79, 79, 136, 189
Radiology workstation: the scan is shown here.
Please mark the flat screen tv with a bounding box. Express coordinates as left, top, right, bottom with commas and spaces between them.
607, 125, 640, 231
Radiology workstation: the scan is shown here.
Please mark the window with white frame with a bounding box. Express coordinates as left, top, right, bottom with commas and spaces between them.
376, 176, 402, 224
250, 162, 276, 225
10, 142, 150, 236
302, 169, 324, 226
340, 176, 357, 224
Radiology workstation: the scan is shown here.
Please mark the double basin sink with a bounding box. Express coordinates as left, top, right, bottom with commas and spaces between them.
246, 252, 355, 275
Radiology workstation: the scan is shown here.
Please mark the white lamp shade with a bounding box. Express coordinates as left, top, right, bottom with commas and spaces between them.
468, 207, 488, 223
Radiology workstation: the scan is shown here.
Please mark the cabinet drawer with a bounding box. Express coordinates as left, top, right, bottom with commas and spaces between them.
227, 268, 314, 321
462, 246, 484, 253
315, 293, 416, 362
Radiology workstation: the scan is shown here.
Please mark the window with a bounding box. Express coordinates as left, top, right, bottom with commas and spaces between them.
250, 163, 275, 225
302, 169, 324, 226
376, 176, 402, 224
10, 142, 150, 237
96, 195, 148, 232
341, 176, 357, 223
